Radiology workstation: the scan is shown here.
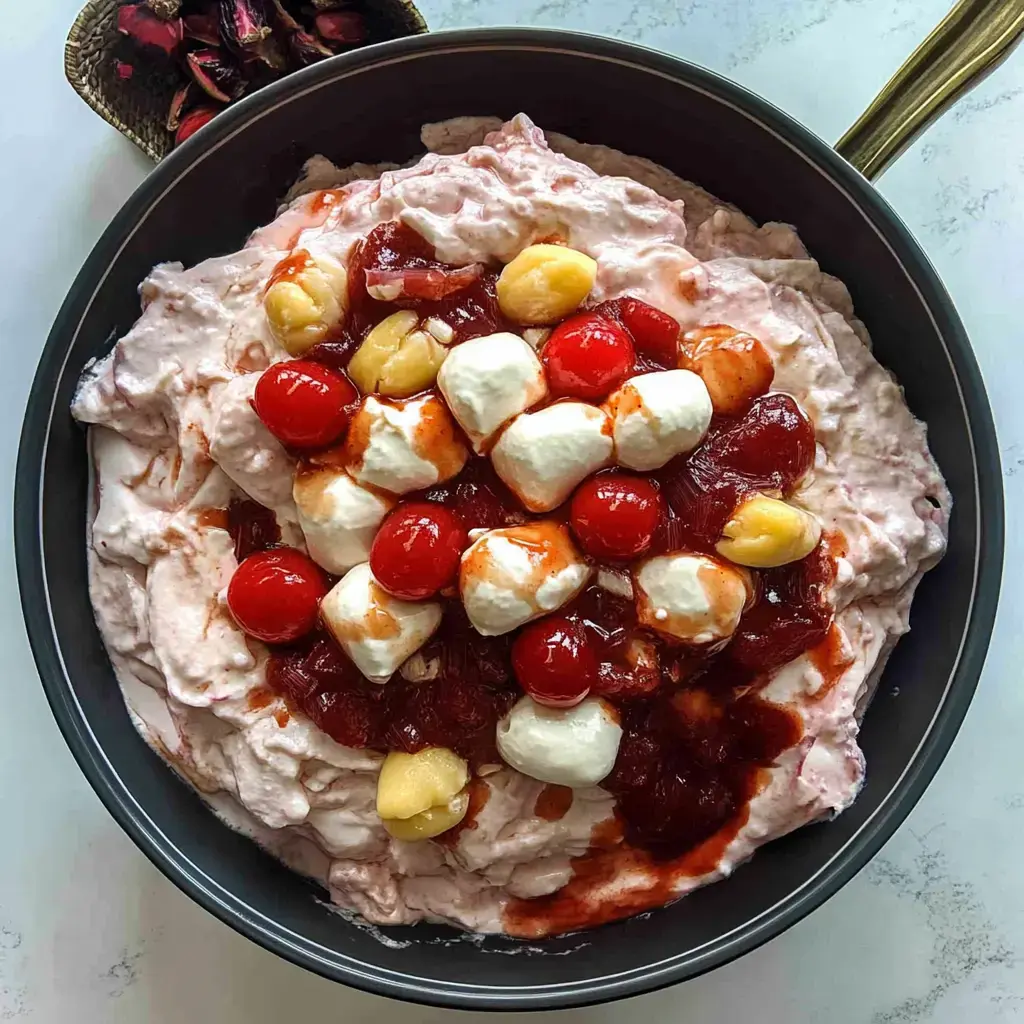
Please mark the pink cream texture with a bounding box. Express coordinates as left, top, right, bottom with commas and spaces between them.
72, 115, 948, 935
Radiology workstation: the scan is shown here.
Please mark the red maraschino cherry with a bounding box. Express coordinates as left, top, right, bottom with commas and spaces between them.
512, 616, 598, 707
253, 359, 356, 449
370, 502, 469, 600
542, 313, 635, 400
227, 548, 327, 643
570, 473, 663, 560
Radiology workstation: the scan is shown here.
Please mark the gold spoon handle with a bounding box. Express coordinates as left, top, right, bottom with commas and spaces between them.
836, 0, 1024, 180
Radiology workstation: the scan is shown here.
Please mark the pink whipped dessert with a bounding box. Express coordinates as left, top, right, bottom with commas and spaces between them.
72, 115, 948, 936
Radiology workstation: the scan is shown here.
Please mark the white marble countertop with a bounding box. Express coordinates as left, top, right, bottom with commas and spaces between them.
2, 1, 1022, 1021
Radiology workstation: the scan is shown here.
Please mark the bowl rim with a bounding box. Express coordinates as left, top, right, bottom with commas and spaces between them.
16, 26, 1004, 1010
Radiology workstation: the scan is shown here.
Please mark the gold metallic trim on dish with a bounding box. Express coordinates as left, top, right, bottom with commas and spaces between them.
837, 0, 1024, 181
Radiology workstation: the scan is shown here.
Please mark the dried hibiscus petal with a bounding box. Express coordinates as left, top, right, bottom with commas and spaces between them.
268, 0, 303, 33
183, 12, 221, 44
117, 4, 184, 56
187, 48, 245, 103
315, 11, 366, 45
289, 29, 334, 65
246, 34, 288, 71
175, 105, 219, 146
365, 264, 485, 303
219, 0, 273, 49
114, 60, 135, 80
165, 81, 193, 131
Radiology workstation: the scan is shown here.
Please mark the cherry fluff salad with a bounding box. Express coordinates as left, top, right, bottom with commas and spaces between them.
72, 115, 949, 937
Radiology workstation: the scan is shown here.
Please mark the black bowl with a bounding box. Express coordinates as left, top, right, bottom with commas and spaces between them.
16, 28, 1002, 1010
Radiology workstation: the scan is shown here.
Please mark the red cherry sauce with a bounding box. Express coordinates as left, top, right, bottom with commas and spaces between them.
308, 221, 513, 370
565, 584, 662, 700
504, 397, 834, 934
227, 497, 280, 561
269, 607, 519, 768
653, 391, 816, 554
421, 457, 526, 532
591, 296, 681, 371
265, 388, 833, 898
259, 227, 839, 933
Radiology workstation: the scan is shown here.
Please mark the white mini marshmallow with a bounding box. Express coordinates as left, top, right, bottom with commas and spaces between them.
605, 370, 712, 471
459, 522, 591, 636
321, 563, 442, 684
634, 552, 750, 645
293, 468, 393, 574
490, 402, 613, 512
436, 332, 548, 453
344, 394, 468, 495
496, 697, 622, 788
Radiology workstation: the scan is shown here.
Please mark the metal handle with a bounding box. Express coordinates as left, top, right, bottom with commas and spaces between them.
836, 0, 1024, 180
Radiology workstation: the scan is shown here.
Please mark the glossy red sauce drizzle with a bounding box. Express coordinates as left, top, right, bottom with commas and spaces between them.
258, 222, 839, 933
503, 804, 753, 937
309, 189, 343, 216
264, 249, 314, 291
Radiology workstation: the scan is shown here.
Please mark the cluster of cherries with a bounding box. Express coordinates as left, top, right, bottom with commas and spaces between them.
227, 295, 678, 710
218, 219, 838, 864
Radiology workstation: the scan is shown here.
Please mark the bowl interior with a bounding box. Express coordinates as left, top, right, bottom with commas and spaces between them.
19, 31, 1000, 1009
